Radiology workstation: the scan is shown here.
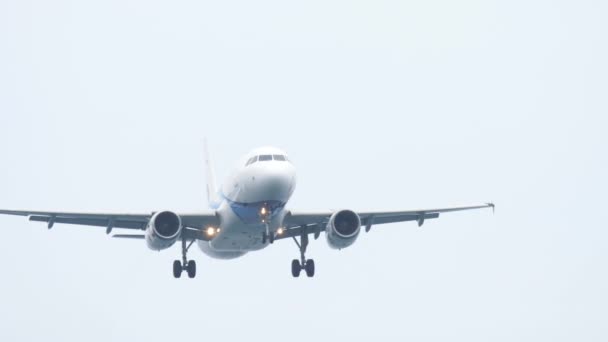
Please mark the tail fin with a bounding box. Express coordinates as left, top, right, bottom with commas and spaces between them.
204, 139, 221, 209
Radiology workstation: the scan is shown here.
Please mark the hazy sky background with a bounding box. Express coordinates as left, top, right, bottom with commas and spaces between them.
0, 0, 606, 340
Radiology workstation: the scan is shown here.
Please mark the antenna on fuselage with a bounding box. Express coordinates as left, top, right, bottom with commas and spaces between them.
204, 138, 221, 209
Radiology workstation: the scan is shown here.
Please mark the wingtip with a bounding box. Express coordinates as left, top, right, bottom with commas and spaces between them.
487, 202, 495, 214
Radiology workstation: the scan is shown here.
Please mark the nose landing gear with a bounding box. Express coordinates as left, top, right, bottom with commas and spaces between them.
260, 204, 276, 244
262, 229, 275, 244
173, 237, 197, 279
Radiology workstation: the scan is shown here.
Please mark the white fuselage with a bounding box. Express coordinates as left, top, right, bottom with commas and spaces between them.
198, 147, 296, 259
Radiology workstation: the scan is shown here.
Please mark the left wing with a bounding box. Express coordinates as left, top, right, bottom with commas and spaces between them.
278, 203, 495, 240
0, 209, 218, 236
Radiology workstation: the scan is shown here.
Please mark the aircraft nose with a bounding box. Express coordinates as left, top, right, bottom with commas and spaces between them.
259, 172, 291, 197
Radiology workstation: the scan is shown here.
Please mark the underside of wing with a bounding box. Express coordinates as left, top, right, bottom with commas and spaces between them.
278, 203, 494, 240
0, 209, 218, 238
0, 209, 151, 231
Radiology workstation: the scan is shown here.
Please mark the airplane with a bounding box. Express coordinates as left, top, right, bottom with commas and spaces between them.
0, 144, 494, 279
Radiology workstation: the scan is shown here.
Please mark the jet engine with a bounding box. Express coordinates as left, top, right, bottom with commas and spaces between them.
145, 211, 182, 251
326, 209, 361, 249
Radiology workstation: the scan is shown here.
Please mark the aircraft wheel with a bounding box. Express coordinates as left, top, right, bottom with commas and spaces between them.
291, 259, 301, 278
173, 260, 182, 278
305, 259, 315, 278
186, 260, 196, 278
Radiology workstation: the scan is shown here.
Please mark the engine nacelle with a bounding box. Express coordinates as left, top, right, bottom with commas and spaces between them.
326, 209, 361, 249
145, 211, 182, 251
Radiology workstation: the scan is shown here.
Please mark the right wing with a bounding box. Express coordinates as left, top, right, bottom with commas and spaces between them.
0, 209, 218, 239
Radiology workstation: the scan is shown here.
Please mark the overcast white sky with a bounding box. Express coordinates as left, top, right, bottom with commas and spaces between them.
0, 0, 607, 341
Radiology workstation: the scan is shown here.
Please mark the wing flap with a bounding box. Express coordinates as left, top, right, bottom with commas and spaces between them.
360, 212, 439, 226
112, 234, 146, 239
28, 215, 147, 229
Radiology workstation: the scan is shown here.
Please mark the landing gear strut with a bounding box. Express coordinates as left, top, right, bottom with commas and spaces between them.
173, 237, 196, 278
291, 227, 315, 278
260, 205, 275, 244
262, 222, 275, 244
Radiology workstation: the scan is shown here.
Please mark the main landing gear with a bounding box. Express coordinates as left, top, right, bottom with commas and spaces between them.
291, 228, 315, 278
173, 237, 196, 279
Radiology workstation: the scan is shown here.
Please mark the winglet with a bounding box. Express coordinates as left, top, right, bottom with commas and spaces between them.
487, 202, 495, 214
204, 139, 221, 209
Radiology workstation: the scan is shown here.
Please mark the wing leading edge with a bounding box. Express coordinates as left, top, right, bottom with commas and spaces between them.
0, 209, 218, 237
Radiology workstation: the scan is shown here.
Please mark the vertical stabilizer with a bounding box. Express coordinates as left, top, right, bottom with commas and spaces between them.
204, 139, 221, 209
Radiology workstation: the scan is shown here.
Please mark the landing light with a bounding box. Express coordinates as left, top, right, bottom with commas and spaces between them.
277, 227, 284, 235
206, 227, 216, 237
261, 207, 267, 215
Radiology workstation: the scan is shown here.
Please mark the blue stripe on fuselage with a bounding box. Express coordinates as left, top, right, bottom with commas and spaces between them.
222, 195, 285, 224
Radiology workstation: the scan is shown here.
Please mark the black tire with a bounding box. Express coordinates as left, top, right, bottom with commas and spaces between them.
186, 260, 196, 278
269, 233, 275, 244
305, 259, 315, 278
173, 260, 182, 278
291, 259, 301, 278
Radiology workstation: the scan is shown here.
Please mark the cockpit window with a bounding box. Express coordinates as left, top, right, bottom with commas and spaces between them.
247, 154, 290, 166
246, 156, 257, 166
